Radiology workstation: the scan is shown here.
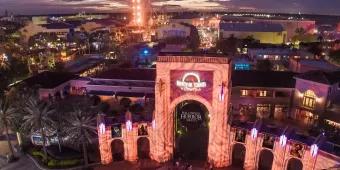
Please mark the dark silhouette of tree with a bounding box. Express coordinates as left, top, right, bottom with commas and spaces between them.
64, 107, 97, 166
256, 59, 273, 71
329, 50, 340, 64
120, 98, 131, 109
216, 34, 239, 56
0, 95, 16, 158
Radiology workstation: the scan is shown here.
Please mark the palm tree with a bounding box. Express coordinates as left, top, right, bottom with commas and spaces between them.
64, 107, 97, 166
22, 97, 55, 162
0, 95, 16, 157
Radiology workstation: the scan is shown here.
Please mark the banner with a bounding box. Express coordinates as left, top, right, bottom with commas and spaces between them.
170, 70, 213, 103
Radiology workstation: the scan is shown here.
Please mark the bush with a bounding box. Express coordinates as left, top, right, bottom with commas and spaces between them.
31, 150, 47, 160
30, 149, 81, 168
47, 159, 80, 167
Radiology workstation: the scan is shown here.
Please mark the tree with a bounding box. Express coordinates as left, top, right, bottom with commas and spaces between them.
329, 49, 340, 64
64, 107, 97, 166
216, 34, 239, 56
308, 43, 323, 57
292, 27, 316, 44
256, 59, 273, 71
120, 97, 132, 109
0, 95, 16, 158
22, 97, 55, 162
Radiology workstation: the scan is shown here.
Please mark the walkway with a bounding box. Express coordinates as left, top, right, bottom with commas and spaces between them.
94, 160, 243, 170
1, 155, 40, 170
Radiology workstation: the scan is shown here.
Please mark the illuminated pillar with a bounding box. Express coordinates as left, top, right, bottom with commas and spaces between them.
244, 133, 262, 170
303, 145, 318, 170
150, 79, 173, 162
272, 140, 288, 170
97, 114, 112, 164
123, 124, 138, 161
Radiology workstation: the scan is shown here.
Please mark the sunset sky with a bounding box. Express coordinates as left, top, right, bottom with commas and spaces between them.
0, 0, 339, 15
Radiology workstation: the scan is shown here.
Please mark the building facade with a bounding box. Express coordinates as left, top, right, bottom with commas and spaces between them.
23, 54, 340, 169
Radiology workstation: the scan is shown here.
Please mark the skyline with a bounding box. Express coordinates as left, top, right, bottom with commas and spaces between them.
0, 0, 340, 15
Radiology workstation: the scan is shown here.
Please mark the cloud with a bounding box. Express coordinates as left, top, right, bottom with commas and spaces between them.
0, 0, 339, 15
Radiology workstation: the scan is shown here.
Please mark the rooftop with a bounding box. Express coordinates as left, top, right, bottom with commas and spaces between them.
93, 68, 156, 81
157, 52, 230, 64
232, 70, 297, 88
297, 59, 339, 71
41, 22, 75, 29
219, 22, 284, 32
23, 71, 77, 89
295, 70, 340, 85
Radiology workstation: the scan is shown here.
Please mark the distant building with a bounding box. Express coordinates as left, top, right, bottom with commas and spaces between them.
221, 16, 316, 41
22, 71, 77, 100
289, 59, 339, 73
219, 22, 287, 44
21, 53, 340, 169
171, 16, 220, 29
155, 23, 191, 40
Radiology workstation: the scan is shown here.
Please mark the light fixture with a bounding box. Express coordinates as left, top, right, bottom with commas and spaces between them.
99, 123, 106, 134
251, 128, 258, 140
126, 120, 132, 131
152, 119, 156, 129
310, 144, 318, 157
279, 135, 287, 147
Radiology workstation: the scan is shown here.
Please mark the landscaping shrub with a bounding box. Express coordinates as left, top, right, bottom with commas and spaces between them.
30, 149, 81, 168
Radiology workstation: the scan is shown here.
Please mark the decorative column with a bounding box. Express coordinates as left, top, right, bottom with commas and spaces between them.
123, 124, 138, 161
97, 114, 112, 164
244, 132, 263, 170
150, 79, 172, 162
207, 82, 230, 168
272, 139, 288, 170
303, 145, 318, 170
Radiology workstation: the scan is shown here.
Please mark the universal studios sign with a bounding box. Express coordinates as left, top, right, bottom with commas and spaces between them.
176, 72, 207, 92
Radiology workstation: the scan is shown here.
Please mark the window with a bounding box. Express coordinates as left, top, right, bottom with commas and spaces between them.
302, 90, 316, 109
258, 90, 267, 97
256, 104, 271, 118
241, 89, 248, 96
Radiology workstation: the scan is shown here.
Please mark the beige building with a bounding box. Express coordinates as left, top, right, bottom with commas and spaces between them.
155, 23, 191, 40
219, 22, 287, 44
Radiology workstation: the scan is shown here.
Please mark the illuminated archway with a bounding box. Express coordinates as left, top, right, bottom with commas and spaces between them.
258, 149, 274, 170
173, 100, 209, 160
232, 143, 246, 167
137, 137, 150, 159
286, 158, 303, 170
111, 139, 124, 161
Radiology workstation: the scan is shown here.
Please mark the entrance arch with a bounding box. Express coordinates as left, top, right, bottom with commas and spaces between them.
286, 158, 303, 170
174, 100, 209, 160
232, 143, 246, 167
111, 139, 124, 161
258, 149, 274, 170
137, 137, 150, 159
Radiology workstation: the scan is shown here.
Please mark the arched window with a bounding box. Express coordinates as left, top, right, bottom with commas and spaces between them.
302, 90, 316, 109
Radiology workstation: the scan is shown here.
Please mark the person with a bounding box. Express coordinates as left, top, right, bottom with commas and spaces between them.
188, 165, 192, 170
205, 162, 210, 170
209, 163, 214, 170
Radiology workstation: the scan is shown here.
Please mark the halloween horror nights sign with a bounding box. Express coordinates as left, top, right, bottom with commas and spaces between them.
178, 102, 206, 130
170, 70, 213, 103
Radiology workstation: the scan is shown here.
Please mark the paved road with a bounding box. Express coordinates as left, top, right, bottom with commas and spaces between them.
1, 155, 40, 170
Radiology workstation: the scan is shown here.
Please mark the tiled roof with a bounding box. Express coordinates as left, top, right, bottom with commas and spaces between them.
93, 68, 156, 81
23, 71, 77, 89
295, 70, 340, 85
220, 22, 284, 32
